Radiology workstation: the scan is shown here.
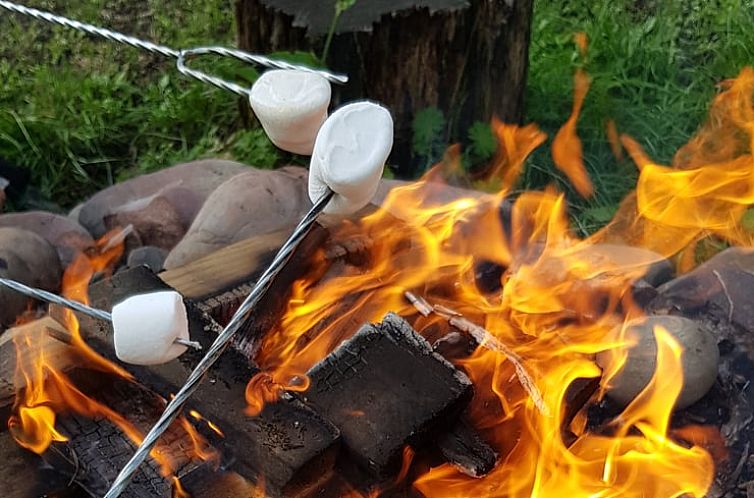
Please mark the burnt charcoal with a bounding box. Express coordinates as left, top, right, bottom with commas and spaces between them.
239, 394, 340, 497
304, 313, 473, 477
643, 257, 674, 287
432, 330, 478, 361
436, 420, 497, 477
474, 260, 504, 294
43, 372, 205, 498
51, 265, 340, 497
179, 468, 266, 498
561, 377, 601, 446
0, 430, 81, 498
630, 279, 658, 308
563, 377, 600, 426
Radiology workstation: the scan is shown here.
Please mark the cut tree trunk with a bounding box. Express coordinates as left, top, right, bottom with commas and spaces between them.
235, 0, 534, 172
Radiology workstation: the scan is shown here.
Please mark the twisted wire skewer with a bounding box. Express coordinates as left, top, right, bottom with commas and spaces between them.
0, 0, 348, 98
104, 190, 334, 498
0, 277, 201, 350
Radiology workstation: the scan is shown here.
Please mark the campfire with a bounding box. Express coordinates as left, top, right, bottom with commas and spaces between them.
3, 57, 754, 498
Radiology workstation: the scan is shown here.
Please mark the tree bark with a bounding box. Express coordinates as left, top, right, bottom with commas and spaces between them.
235, 0, 534, 174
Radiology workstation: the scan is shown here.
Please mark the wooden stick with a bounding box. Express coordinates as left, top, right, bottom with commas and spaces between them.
404, 291, 550, 416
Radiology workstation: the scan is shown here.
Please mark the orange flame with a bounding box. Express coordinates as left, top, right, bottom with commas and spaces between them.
9, 228, 215, 494
189, 409, 225, 438
596, 67, 754, 256
552, 68, 594, 197
605, 119, 623, 161
242, 68, 754, 498
485, 117, 548, 191
574, 32, 588, 58
247, 174, 716, 496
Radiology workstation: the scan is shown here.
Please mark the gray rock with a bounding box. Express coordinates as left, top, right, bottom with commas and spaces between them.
0, 251, 32, 326
0, 176, 7, 211
104, 195, 186, 251
0, 228, 61, 290
0, 228, 62, 326
0, 211, 94, 267
127, 246, 168, 273
164, 166, 311, 269
651, 248, 754, 334
596, 315, 719, 409
74, 159, 249, 238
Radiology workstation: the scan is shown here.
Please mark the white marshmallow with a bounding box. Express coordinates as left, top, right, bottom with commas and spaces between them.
249, 69, 331, 155
308, 101, 393, 215
112, 290, 190, 366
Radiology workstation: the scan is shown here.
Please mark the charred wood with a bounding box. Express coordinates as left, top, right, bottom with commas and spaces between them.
0, 430, 80, 498
52, 262, 340, 497
304, 313, 472, 477
436, 419, 497, 478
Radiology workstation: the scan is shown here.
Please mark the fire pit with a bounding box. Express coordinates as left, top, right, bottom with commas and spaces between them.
2, 46, 754, 498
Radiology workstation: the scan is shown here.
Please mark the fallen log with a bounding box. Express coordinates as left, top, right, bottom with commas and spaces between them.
304, 313, 473, 477
1, 318, 336, 497
159, 228, 295, 301
161, 223, 329, 339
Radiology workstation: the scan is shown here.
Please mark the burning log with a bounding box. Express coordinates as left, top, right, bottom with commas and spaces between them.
436, 420, 497, 478
0, 318, 217, 497
42, 372, 208, 498
0, 430, 78, 498
0, 317, 75, 416
304, 313, 473, 477
405, 291, 549, 416
51, 261, 340, 496
160, 222, 330, 356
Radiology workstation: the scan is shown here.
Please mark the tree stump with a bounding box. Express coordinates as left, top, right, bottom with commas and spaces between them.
234, 0, 534, 173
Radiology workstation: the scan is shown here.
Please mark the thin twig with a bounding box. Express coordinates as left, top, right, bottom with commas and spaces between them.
404, 291, 550, 416
712, 269, 734, 324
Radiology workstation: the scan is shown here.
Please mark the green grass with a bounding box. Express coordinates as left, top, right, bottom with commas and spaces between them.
0, 0, 277, 208
1, 0, 753, 218
524, 0, 754, 234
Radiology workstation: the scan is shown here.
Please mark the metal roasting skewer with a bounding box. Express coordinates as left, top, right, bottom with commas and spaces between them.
0, 0, 349, 97
0, 2, 343, 493
103, 190, 334, 498
0, 277, 202, 351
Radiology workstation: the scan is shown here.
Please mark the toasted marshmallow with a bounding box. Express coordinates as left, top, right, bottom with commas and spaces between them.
249, 69, 331, 155
112, 290, 189, 365
308, 101, 393, 215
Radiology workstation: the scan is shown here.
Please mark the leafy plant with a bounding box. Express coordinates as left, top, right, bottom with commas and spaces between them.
463, 121, 497, 169
230, 128, 281, 169
525, 0, 754, 229
320, 0, 359, 64
412, 107, 447, 170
